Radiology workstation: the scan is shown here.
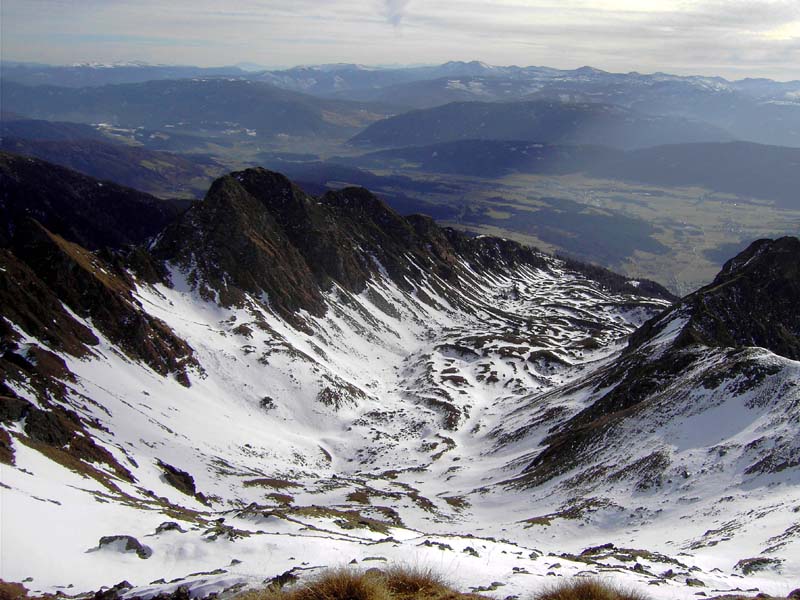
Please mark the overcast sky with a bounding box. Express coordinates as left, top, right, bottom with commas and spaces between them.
2, 0, 799, 80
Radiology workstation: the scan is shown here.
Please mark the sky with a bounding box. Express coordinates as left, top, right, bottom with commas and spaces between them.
2, 0, 799, 81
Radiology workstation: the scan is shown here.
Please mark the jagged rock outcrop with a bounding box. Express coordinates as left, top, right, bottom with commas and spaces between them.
152, 171, 329, 324
674, 236, 800, 359
152, 168, 522, 323
628, 237, 800, 360
9, 219, 195, 383
514, 236, 800, 488
154, 167, 673, 327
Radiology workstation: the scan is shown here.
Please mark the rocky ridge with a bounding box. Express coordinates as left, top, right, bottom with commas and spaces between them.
0, 155, 797, 599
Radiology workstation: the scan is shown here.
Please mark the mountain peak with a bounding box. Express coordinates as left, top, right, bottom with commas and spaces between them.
676, 236, 800, 359
714, 235, 800, 282
572, 65, 607, 75
228, 167, 310, 217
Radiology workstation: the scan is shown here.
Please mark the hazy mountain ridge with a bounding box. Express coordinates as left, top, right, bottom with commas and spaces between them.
0, 151, 188, 248
0, 134, 222, 198
349, 100, 733, 149
0, 61, 249, 87
4, 61, 799, 149
1, 157, 798, 598
254, 62, 800, 147
7, 60, 796, 100
0, 116, 108, 141
0, 79, 393, 139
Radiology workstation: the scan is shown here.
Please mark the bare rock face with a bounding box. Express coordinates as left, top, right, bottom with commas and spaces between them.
675, 236, 800, 360
157, 460, 209, 505
10, 219, 196, 384
154, 167, 675, 331
0, 249, 99, 358
515, 236, 800, 488
153, 171, 329, 325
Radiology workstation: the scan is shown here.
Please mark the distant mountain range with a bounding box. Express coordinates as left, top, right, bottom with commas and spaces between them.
0, 79, 393, 139
5, 60, 797, 109
253, 62, 800, 147
349, 100, 733, 150
1, 60, 548, 91
0, 61, 248, 87
248, 61, 552, 95
4, 60, 798, 147
245, 61, 799, 103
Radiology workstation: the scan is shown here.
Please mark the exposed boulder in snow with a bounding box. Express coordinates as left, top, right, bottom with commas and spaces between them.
154, 521, 186, 535
156, 460, 208, 504
94, 536, 152, 559
734, 557, 784, 575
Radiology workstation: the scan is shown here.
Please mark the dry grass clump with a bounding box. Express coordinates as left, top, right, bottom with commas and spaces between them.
241, 568, 653, 600
0, 580, 30, 600
532, 579, 651, 600
259, 568, 390, 600
242, 566, 487, 600
382, 566, 450, 598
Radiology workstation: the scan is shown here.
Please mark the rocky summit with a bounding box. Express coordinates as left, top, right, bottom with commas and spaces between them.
0, 154, 798, 599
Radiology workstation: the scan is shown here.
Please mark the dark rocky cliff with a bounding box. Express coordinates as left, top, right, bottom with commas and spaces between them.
516, 236, 800, 487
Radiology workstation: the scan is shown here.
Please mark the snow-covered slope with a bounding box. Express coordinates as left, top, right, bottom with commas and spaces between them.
1, 165, 798, 599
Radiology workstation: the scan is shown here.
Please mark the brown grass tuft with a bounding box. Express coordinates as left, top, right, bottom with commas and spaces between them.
0, 580, 29, 600
532, 579, 651, 600
243, 478, 300, 489
382, 566, 450, 598
239, 566, 489, 600
262, 569, 390, 600
239, 568, 654, 600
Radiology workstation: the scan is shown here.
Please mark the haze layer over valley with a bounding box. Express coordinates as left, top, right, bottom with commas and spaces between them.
3, 60, 798, 293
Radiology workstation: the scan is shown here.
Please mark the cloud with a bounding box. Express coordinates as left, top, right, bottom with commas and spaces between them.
383, 0, 411, 27
1, 0, 797, 79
